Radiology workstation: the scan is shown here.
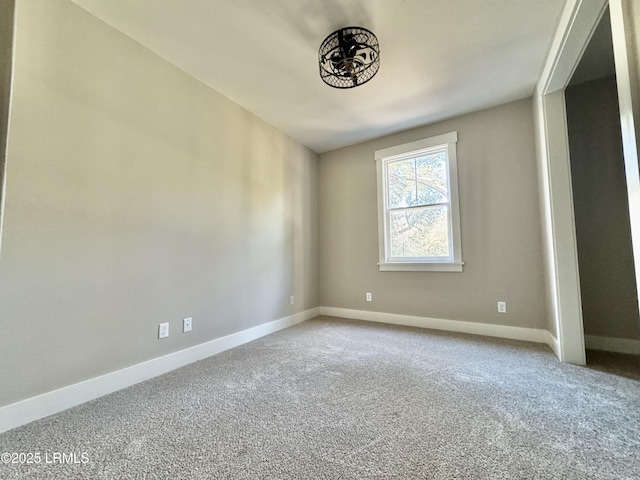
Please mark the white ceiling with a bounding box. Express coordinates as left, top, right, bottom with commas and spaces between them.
70, 0, 567, 153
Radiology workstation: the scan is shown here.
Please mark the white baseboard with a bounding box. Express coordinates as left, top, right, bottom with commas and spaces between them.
545, 331, 561, 357
320, 306, 555, 348
585, 335, 640, 355
0, 307, 320, 434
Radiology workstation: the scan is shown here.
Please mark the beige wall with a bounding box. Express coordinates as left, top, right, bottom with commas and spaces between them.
318, 99, 546, 329
0, 0, 318, 406
0, 0, 15, 253
566, 75, 640, 340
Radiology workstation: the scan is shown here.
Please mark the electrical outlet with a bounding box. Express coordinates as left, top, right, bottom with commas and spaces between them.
290, 296, 295, 305
183, 317, 192, 333
497, 301, 507, 313
158, 322, 169, 339
366, 292, 372, 302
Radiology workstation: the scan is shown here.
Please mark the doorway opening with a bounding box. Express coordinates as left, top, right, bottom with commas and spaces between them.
565, 7, 640, 375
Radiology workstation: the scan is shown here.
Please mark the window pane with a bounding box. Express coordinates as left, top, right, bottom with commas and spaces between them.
387, 152, 448, 209
387, 158, 417, 208
389, 206, 450, 258
416, 152, 448, 205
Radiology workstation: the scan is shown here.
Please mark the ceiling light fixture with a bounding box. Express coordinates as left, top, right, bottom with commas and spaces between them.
318, 26, 380, 89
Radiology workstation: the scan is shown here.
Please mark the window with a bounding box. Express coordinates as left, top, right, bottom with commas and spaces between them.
375, 131, 463, 272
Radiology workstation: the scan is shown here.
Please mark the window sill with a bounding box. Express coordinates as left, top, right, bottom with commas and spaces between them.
378, 262, 464, 272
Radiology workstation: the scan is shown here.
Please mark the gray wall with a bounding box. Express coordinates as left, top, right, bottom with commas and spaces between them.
0, 0, 15, 254
0, 0, 318, 407
318, 98, 547, 329
566, 75, 640, 340
628, 0, 640, 166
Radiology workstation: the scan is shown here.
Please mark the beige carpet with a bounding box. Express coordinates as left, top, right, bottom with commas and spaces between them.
1, 316, 639, 479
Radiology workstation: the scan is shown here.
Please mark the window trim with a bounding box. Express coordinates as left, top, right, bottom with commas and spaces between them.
375, 131, 463, 272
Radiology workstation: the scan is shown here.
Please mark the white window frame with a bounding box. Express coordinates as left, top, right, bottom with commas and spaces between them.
375, 131, 463, 272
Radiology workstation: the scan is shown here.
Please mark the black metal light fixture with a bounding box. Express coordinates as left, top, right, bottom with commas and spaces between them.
318, 26, 380, 89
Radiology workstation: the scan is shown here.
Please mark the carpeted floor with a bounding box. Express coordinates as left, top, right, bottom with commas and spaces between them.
1, 316, 639, 479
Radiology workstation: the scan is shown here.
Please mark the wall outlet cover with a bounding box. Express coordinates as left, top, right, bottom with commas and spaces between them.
158, 322, 169, 339
183, 317, 192, 333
